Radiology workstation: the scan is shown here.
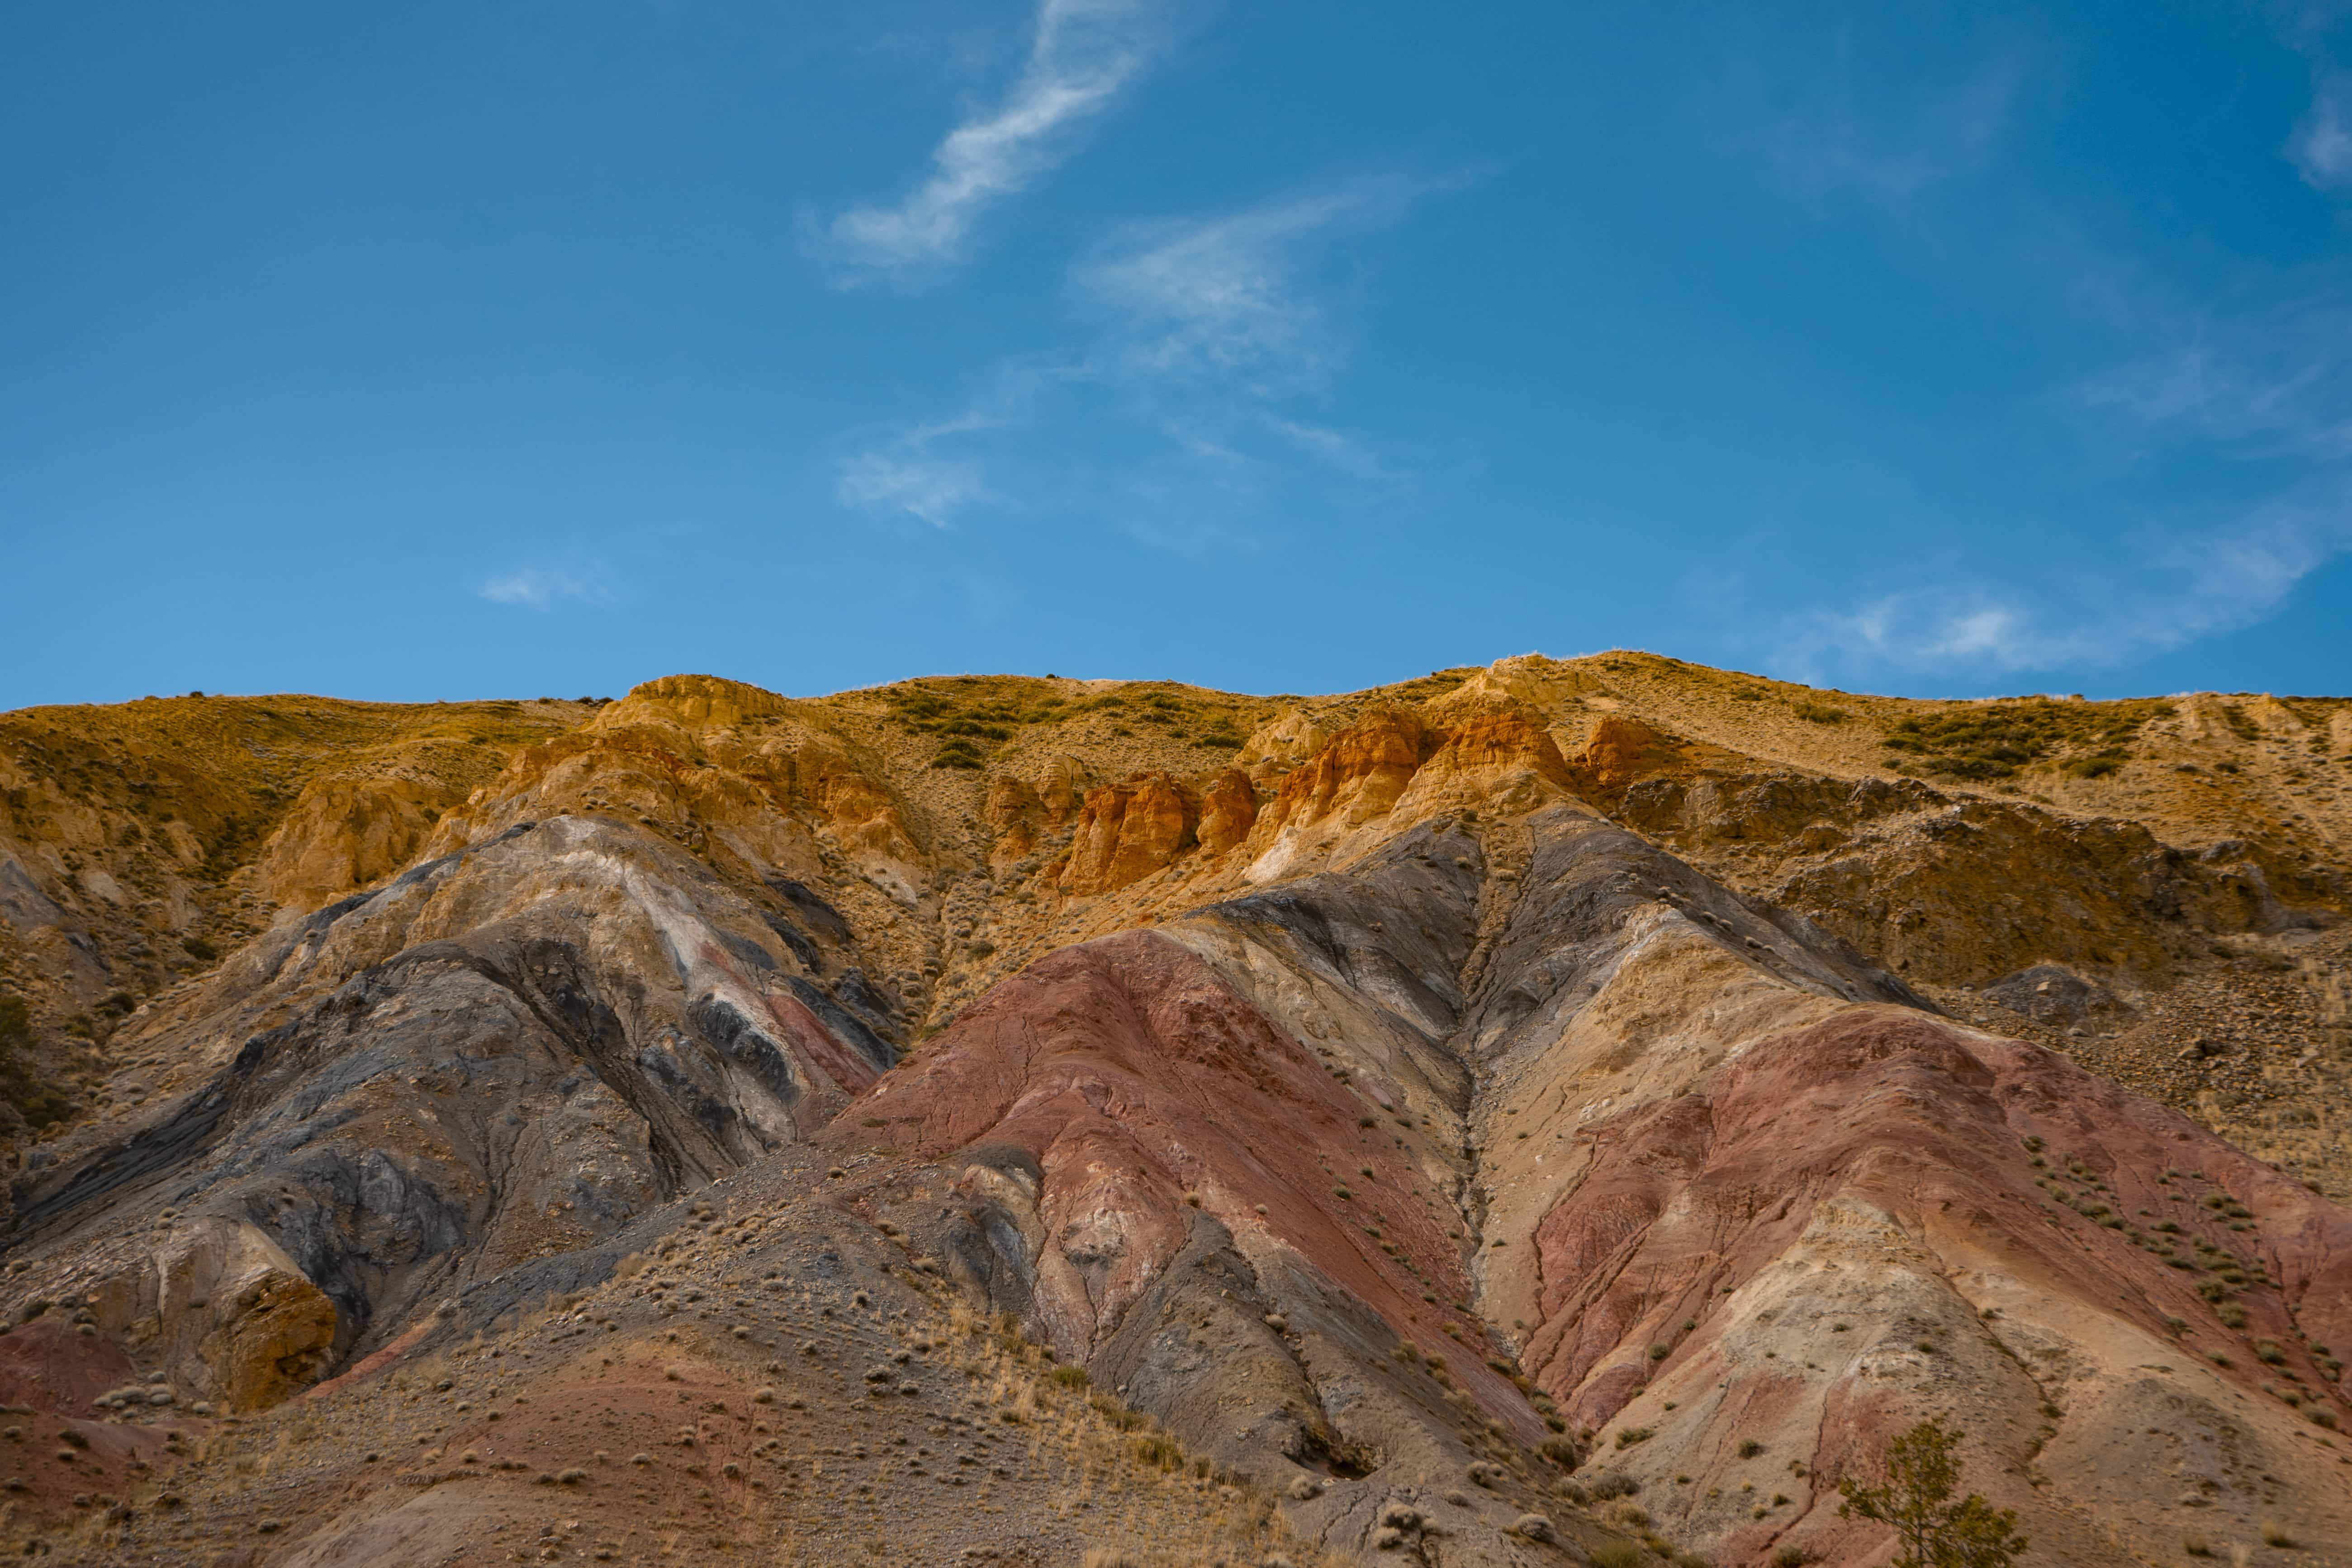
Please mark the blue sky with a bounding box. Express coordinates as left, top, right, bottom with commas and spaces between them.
5, 1, 2352, 707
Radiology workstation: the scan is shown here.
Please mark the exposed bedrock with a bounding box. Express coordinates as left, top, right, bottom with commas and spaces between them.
3, 677, 2349, 1563
827, 802, 2352, 1563
1, 813, 900, 1407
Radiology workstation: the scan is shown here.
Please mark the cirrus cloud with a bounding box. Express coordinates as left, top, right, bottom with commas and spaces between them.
809, 0, 1175, 286
475, 558, 624, 612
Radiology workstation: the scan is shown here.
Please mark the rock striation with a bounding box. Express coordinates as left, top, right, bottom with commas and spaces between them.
0, 655, 2347, 1564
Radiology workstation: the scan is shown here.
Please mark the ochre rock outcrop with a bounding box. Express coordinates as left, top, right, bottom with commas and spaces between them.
184, 1227, 339, 1412
986, 758, 1093, 869
1059, 773, 1199, 895
1236, 709, 1329, 779
984, 775, 1046, 868
1251, 708, 1435, 842
1389, 709, 1578, 820
251, 772, 449, 911
1574, 711, 1682, 791
1195, 767, 1259, 856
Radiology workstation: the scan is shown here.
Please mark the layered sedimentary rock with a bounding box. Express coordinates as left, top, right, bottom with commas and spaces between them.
1, 657, 2349, 1564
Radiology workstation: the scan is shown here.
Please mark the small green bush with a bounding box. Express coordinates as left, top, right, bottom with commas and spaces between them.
1129, 1432, 1182, 1471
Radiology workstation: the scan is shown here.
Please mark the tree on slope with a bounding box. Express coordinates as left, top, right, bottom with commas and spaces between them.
1839, 1416, 2028, 1568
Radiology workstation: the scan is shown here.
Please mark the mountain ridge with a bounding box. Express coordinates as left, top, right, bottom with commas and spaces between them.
0, 653, 2346, 1565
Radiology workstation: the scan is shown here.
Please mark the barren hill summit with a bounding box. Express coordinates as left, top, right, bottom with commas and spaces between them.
0, 654, 2347, 1565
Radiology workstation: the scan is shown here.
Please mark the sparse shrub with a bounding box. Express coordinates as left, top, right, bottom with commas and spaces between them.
1615, 1426, 1653, 1449
2262, 1523, 2297, 1549
1590, 1547, 1646, 1568
1587, 1471, 1639, 1500
2182, 1532, 2212, 1557
1738, 1440, 1764, 1459
1129, 1432, 1182, 1471
1839, 1417, 2025, 1568
1773, 1549, 1816, 1567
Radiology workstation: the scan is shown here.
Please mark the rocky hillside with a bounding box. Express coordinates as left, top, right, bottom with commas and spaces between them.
0, 656, 2346, 1566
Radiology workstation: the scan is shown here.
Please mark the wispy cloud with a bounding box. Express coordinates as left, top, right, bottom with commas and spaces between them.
1702, 16, 2352, 684
835, 450, 992, 528
2291, 72, 2352, 189
831, 368, 1049, 527
810, 0, 1171, 285
1261, 414, 1387, 478
833, 179, 1427, 527
475, 558, 624, 611
1072, 178, 1419, 389
2075, 291, 2352, 462
1777, 496, 2352, 676
1707, 36, 2027, 212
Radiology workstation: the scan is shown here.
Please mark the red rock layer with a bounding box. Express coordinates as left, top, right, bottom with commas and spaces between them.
0, 1318, 135, 1415
1523, 1005, 2352, 1562
830, 929, 1536, 1429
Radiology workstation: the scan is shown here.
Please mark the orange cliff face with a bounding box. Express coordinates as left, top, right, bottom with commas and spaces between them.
1249, 707, 1437, 843
1058, 773, 1200, 896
